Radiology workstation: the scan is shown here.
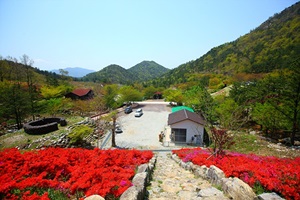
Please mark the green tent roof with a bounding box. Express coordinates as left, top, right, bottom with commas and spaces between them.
171, 106, 194, 113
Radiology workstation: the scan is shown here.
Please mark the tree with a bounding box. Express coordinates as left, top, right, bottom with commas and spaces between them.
209, 128, 234, 157
102, 84, 120, 147
0, 58, 31, 128
230, 60, 300, 145
119, 86, 142, 105
143, 86, 158, 99
102, 84, 120, 109
260, 65, 300, 145
184, 86, 217, 126
0, 81, 30, 129
164, 88, 184, 105
215, 97, 248, 130
0, 58, 10, 82
20, 54, 38, 120
252, 102, 289, 137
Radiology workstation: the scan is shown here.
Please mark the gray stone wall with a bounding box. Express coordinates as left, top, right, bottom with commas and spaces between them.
171, 153, 284, 200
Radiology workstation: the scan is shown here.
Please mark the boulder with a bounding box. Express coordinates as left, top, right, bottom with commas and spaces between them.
198, 187, 224, 197
137, 163, 148, 173
194, 165, 209, 179
207, 165, 225, 185
120, 186, 139, 200
84, 195, 105, 200
258, 192, 284, 200
221, 177, 256, 200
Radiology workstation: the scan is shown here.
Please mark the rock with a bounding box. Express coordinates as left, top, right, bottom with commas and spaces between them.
120, 186, 139, 200
221, 177, 256, 200
132, 172, 147, 199
294, 140, 300, 146
137, 163, 148, 173
180, 160, 187, 168
178, 190, 197, 200
185, 162, 192, 171
249, 131, 256, 135
148, 163, 154, 172
195, 165, 209, 179
160, 179, 182, 193
84, 194, 105, 200
258, 192, 284, 200
198, 187, 224, 197
207, 165, 225, 185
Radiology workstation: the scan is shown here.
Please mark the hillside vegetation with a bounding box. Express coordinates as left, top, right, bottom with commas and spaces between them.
152, 2, 300, 87
81, 64, 134, 84
81, 61, 169, 84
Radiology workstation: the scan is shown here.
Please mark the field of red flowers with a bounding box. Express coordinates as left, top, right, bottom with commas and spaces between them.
172, 148, 300, 200
0, 147, 153, 200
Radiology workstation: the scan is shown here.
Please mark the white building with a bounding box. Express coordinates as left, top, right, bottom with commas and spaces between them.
164, 109, 205, 146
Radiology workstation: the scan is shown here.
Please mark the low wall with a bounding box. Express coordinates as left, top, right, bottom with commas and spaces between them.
23, 117, 67, 135
171, 153, 284, 200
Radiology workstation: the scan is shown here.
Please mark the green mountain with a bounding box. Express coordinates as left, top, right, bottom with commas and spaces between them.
82, 61, 169, 84
154, 2, 300, 86
128, 61, 170, 81
81, 64, 133, 84
0, 59, 62, 86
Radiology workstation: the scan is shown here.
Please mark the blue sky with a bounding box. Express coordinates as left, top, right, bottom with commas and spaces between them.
0, 0, 298, 71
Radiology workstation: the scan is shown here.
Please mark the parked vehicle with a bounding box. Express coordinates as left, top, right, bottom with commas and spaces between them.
124, 106, 132, 114
115, 124, 122, 133
134, 108, 143, 117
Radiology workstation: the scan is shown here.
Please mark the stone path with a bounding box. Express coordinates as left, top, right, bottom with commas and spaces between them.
147, 152, 229, 200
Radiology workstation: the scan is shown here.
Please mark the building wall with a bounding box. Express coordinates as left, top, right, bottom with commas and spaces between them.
170, 120, 204, 145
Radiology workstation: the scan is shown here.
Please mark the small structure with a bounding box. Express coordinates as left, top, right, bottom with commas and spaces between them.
24, 117, 67, 135
153, 91, 163, 99
171, 106, 194, 113
65, 89, 94, 100
165, 109, 205, 146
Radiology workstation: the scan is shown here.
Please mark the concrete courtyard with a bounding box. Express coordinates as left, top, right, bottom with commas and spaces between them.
102, 101, 173, 150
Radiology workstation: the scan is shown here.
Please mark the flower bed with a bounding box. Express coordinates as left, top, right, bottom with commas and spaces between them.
172, 148, 300, 200
0, 148, 153, 199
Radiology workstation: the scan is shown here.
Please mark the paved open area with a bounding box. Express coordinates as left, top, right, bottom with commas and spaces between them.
102, 101, 173, 150
116, 103, 171, 149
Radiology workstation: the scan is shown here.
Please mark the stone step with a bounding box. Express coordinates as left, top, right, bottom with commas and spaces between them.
147, 152, 229, 200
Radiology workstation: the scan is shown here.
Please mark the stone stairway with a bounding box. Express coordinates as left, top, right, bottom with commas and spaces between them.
147, 152, 230, 200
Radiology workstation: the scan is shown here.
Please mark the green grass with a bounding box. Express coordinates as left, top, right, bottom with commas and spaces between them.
226, 132, 300, 158
229, 132, 261, 153
0, 116, 84, 150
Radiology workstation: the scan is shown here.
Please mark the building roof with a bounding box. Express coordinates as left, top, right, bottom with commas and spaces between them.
171, 106, 194, 113
71, 89, 92, 97
168, 109, 205, 125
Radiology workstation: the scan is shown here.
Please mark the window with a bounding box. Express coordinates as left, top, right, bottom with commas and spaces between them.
172, 128, 186, 142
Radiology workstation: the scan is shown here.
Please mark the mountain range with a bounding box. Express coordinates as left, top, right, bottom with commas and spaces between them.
50, 67, 95, 78
3, 2, 298, 86
81, 61, 170, 84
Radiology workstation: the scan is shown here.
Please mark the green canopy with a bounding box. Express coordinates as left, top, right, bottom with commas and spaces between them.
171, 106, 194, 113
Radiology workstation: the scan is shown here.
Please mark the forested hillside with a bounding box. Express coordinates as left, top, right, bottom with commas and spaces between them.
0, 57, 63, 86
152, 2, 300, 87
81, 64, 134, 84
81, 61, 169, 84
128, 61, 170, 81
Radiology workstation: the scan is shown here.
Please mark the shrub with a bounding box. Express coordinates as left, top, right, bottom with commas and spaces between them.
210, 128, 234, 157
68, 125, 93, 145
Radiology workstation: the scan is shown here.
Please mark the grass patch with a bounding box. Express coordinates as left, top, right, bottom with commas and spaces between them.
0, 116, 85, 150
228, 132, 261, 153
226, 132, 300, 158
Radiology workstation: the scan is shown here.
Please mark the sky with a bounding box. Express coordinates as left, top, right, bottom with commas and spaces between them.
0, 0, 298, 71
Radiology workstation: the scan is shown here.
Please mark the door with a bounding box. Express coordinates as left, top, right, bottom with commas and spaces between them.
171, 128, 187, 143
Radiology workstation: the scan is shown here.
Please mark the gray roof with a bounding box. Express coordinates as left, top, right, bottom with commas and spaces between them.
168, 109, 205, 125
